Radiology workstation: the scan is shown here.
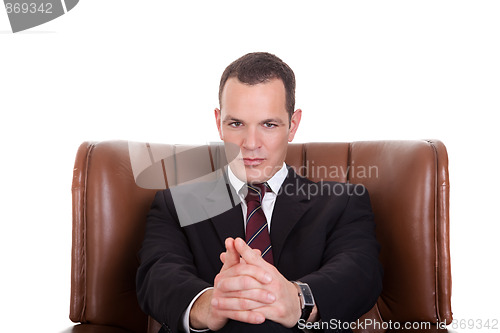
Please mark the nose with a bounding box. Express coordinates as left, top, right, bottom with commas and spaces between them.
242, 126, 261, 151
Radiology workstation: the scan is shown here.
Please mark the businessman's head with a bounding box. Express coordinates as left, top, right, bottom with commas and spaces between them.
215, 52, 302, 184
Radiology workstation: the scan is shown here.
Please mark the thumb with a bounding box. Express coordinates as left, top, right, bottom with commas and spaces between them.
221, 237, 239, 270
234, 237, 266, 267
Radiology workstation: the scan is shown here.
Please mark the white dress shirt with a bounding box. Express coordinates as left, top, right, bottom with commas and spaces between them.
181, 163, 288, 332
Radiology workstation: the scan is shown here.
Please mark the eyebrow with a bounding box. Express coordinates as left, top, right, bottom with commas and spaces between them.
222, 116, 285, 125
222, 116, 243, 124
261, 118, 285, 125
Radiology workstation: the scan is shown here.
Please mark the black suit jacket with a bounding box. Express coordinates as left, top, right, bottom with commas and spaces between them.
136, 166, 383, 333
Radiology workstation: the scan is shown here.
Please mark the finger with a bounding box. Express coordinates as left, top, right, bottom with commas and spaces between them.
221, 238, 239, 270
240, 249, 261, 265
211, 308, 265, 325
223, 289, 276, 304
223, 262, 272, 285
212, 295, 271, 311
216, 274, 265, 292
252, 305, 299, 328
234, 237, 267, 267
220, 252, 226, 264
251, 306, 276, 323
221, 251, 243, 265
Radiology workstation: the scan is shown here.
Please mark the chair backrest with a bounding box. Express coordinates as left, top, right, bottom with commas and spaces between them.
70, 140, 452, 332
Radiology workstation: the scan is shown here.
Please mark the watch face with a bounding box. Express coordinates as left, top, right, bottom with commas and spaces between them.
296, 282, 314, 321
302, 285, 314, 306
299, 283, 315, 306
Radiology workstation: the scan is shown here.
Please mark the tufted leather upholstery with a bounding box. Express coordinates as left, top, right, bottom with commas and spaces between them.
69, 140, 452, 333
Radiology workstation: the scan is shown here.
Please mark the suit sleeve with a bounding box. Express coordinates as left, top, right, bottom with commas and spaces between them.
300, 183, 383, 324
136, 190, 212, 333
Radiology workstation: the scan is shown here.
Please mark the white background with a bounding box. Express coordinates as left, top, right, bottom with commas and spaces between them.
1, 1, 499, 332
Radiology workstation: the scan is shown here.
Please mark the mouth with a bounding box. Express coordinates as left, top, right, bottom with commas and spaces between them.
242, 158, 265, 166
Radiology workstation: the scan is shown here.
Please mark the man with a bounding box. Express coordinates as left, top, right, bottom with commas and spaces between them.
136, 52, 383, 333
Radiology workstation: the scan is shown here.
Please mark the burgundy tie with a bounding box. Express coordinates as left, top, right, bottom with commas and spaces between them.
245, 183, 274, 265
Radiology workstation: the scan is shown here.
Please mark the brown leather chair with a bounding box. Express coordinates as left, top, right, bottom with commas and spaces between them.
69, 140, 452, 333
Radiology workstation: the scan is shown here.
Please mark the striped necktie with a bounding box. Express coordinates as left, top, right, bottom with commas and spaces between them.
244, 183, 274, 265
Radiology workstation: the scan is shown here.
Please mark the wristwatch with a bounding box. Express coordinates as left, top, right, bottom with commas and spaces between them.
293, 281, 315, 321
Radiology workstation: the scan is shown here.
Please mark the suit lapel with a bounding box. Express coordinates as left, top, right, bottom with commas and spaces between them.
210, 206, 245, 247
270, 167, 311, 265
204, 171, 245, 247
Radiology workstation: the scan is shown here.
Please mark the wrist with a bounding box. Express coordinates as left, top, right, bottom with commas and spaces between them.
189, 289, 213, 330
289, 281, 303, 324
292, 281, 315, 322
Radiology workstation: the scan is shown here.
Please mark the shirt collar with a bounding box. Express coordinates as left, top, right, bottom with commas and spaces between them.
227, 162, 288, 196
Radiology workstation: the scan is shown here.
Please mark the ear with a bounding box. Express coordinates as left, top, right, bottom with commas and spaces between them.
288, 109, 302, 142
215, 108, 224, 140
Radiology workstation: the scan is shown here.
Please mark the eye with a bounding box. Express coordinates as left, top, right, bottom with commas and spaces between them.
229, 121, 242, 127
264, 122, 277, 128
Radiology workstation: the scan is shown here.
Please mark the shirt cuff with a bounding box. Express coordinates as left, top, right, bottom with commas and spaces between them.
182, 287, 214, 332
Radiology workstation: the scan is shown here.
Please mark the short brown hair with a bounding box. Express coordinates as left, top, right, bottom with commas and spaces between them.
218, 52, 296, 120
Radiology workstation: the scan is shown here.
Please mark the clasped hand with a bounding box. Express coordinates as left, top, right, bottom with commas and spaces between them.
189, 237, 302, 331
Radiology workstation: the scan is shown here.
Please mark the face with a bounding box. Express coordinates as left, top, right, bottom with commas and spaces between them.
215, 77, 301, 184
